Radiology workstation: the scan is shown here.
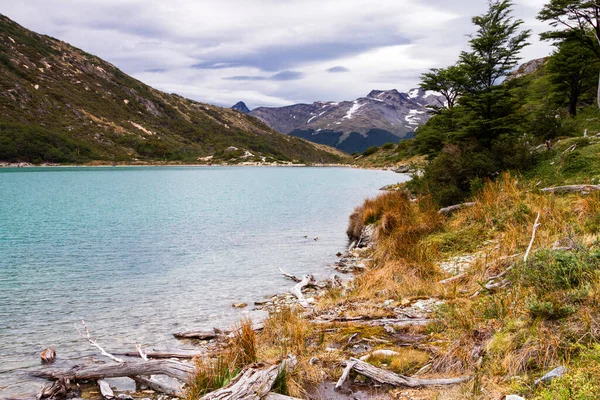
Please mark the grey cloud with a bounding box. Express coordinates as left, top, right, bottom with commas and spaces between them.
208, 35, 411, 72
223, 70, 304, 81
270, 71, 303, 80
3, 0, 553, 108
327, 66, 350, 73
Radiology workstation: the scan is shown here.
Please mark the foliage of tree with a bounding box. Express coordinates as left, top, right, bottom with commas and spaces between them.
420, 65, 466, 111
547, 35, 600, 115
411, 0, 532, 205
538, 0, 600, 108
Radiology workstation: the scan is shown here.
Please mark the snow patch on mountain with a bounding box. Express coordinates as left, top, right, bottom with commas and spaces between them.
405, 109, 425, 125
343, 101, 363, 120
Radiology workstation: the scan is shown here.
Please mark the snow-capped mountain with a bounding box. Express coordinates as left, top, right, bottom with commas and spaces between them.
235, 88, 445, 154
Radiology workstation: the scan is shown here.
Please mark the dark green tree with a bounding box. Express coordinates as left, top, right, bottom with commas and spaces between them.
420, 65, 466, 111
458, 0, 531, 146
538, 0, 600, 109
547, 35, 600, 115
412, 0, 532, 205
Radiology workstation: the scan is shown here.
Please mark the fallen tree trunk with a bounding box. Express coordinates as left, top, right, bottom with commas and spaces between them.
339, 358, 470, 388
33, 359, 196, 383
264, 394, 303, 400
199, 356, 297, 400
438, 273, 466, 285
173, 328, 224, 340
175, 322, 265, 341
438, 202, 475, 215
540, 184, 600, 194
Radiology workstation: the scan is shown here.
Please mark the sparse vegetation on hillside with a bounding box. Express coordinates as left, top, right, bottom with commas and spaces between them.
0, 15, 343, 165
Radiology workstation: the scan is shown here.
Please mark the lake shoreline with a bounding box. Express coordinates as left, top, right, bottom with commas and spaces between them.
0, 161, 398, 172
1, 167, 407, 399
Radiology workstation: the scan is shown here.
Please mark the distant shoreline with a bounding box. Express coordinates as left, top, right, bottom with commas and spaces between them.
0, 161, 398, 172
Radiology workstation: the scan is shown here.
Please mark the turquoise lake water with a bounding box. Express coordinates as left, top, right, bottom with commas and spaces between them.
0, 166, 406, 396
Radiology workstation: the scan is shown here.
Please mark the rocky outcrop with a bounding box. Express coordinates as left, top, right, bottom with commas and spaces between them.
507, 57, 548, 81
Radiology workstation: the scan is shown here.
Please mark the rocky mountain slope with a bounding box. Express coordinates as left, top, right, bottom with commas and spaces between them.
0, 15, 342, 164
233, 89, 445, 154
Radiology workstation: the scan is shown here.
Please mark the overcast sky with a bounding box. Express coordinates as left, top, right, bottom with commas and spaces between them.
4, 0, 553, 108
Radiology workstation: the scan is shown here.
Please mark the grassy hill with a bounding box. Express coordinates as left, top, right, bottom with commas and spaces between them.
0, 15, 344, 165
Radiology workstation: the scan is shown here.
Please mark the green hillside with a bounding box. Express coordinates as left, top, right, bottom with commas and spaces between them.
0, 15, 343, 164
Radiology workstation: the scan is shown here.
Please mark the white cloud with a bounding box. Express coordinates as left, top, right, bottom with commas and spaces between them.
3, 0, 554, 108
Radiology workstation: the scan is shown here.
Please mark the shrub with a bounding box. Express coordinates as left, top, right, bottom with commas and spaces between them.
362, 146, 379, 156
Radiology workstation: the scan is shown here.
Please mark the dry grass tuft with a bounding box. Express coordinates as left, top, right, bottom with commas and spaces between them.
229, 318, 258, 366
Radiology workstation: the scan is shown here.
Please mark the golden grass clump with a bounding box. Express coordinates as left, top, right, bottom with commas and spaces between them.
367, 348, 430, 375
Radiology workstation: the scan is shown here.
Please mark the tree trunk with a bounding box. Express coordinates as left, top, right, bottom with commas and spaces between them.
569, 94, 578, 116
340, 358, 471, 388
597, 70, 600, 110
32, 359, 196, 383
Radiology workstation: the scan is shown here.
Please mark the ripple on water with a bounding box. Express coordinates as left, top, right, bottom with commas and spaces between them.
0, 166, 407, 396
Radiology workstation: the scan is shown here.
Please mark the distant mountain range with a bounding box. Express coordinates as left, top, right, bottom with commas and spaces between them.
232, 89, 445, 153
0, 14, 341, 164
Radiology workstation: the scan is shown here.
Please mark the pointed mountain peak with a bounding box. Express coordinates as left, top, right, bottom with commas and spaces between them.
232, 101, 251, 113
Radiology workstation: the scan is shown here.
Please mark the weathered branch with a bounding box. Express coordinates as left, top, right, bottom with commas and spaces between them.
199, 356, 297, 400
524, 211, 541, 263
174, 328, 224, 340
135, 342, 148, 361
263, 394, 303, 400
74, 320, 124, 363
290, 275, 316, 308
174, 322, 264, 341
32, 359, 196, 382
540, 184, 600, 194
335, 360, 357, 390
37, 378, 69, 400
121, 349, 203, 359
279, 267, 302, 283
438, 202, 476, 215
438, 273, 466, 285
339, 358, 471, 388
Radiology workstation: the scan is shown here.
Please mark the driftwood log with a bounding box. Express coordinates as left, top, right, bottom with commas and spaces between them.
98, 379, 115, 399
132, 376, 184, 398
263, 394, 302, 400
199, 356, 297, 400
438, 202, 476, 215
33, 359, 196, 382
120, 349, 203, 359
289, 275, 316, 308
174, 328, 224, 340
37, 378, 69, 400
336, 358, 471, 389
540, 184, 600, 194
174, 322, 264, 341
199, 363, 279, 400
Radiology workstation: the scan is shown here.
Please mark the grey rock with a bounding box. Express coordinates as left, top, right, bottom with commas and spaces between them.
505, 396, 525, 400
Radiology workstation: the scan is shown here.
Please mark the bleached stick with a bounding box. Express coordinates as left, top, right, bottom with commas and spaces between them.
75, 320, 124, 363
135, 342, 148, 361
524, 212, 541, 263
